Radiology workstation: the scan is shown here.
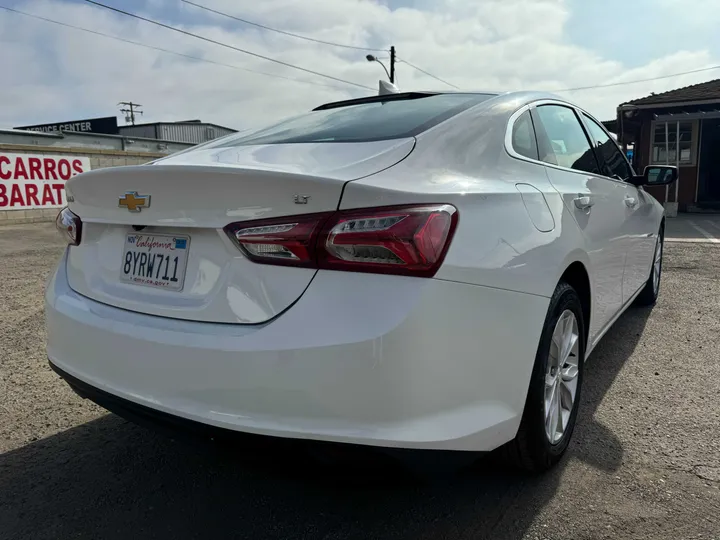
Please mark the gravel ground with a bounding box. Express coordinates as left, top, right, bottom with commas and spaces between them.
0, 222, 718, 540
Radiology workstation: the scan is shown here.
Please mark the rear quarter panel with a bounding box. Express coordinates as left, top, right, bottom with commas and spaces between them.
340, 96, 590, 301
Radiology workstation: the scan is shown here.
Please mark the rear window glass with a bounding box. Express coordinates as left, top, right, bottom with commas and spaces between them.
217, 93, 494, 146
511, 110, 538, 160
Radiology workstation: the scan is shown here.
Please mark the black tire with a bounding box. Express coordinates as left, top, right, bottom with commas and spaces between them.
634, 226, 664, 307
504, 282, 585, 472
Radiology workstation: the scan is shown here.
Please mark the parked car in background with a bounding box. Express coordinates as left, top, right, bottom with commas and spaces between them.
47, 91, 676, 472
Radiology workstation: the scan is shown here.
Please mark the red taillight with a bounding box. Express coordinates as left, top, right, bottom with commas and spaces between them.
319, 205, 457, 276
226, 212, 332, 267
225, 204, 457, 277
55, 207, 82, 246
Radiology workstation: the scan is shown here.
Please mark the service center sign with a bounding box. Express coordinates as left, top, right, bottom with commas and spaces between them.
0, 153, 91, 209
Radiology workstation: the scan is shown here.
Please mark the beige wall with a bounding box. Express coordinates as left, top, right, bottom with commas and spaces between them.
0, 144, 166, 225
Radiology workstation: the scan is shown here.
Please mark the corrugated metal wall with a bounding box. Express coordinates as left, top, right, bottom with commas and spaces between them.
118, 123, 235, 144
158, 124, 220, 144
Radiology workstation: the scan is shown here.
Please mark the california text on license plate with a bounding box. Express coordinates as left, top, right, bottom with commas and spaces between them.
120, 233, 190, 291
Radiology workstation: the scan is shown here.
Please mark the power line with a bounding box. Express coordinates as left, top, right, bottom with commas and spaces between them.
0, 5, 354, 91
181, 0, 386, 53
554, 64, 720, 93
21, 2, 705, 96
180, 1, 461, 91
398, 56, 720, 94
83, 0, 375, 91
398, 57, 459, 89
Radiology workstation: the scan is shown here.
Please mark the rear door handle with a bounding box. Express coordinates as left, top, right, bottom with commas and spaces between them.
574, 195, 594, 210
624, 196, 638, 208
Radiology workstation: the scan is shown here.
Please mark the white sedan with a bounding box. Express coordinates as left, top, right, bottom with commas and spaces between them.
47, 92, 676, 471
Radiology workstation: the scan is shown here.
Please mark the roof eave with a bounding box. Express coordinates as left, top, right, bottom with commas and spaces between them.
619, 97, 720, 110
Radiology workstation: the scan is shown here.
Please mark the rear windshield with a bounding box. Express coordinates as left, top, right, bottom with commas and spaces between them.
217, 93, 494, 146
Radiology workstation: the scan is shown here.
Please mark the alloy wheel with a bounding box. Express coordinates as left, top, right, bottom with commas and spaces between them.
544, 309, 580, 444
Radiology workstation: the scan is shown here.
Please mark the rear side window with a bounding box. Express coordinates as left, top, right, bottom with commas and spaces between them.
216, 94, 494, 146
511, 110, 539, 160
532, 105, 600, 175
582, 114, 633, 180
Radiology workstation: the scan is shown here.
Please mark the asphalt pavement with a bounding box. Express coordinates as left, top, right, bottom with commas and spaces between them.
0, 222, 718, 540
666, 213, 720, 244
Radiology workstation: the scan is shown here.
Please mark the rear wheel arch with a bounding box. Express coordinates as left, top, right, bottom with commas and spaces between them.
505, 279, 586, 471
559, 261, 591, 344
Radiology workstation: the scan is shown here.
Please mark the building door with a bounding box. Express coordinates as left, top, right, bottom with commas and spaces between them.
697, 119, 720, 206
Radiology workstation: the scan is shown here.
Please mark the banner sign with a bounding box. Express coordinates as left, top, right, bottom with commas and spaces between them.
14, 116, 119, 135
0, 153, 91, 209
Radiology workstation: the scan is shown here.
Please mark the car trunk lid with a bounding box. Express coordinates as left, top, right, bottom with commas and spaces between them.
64, 139, 414, 323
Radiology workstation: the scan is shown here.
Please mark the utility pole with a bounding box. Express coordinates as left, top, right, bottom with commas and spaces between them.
118, 102, 143, 125
389, 46, 396, 84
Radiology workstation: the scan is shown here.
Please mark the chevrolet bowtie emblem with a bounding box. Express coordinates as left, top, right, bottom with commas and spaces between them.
119, 191, 151, 212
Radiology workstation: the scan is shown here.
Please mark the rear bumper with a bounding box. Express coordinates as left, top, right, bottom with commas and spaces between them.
46, 248, 549, 451
50, 360, 248, 442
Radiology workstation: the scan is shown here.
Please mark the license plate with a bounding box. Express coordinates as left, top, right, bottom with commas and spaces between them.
120, 233, 190, 291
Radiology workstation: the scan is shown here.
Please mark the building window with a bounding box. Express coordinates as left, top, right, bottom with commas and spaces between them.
651, 120, 695, 165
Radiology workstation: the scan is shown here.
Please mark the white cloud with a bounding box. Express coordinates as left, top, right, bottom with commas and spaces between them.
1, 0, 719, 131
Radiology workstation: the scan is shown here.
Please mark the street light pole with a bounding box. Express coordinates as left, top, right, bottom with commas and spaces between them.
366, 46, 396, 84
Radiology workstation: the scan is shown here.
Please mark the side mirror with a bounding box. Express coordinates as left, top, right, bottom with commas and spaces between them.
629, 165, 678, 187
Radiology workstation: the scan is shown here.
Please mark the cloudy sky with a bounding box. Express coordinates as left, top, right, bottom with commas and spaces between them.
1, 0, 719, 131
